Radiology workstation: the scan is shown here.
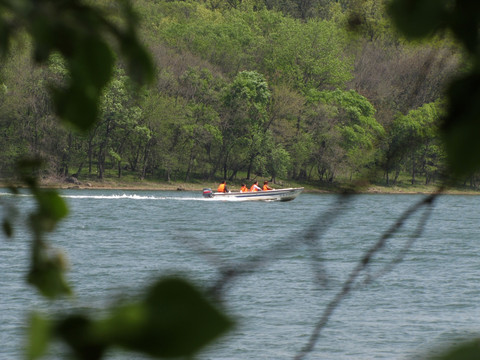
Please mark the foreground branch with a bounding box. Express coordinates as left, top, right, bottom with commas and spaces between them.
294, 188, 442, 360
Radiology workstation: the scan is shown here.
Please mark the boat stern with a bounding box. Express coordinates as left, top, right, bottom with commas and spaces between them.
203, 188, 214, 198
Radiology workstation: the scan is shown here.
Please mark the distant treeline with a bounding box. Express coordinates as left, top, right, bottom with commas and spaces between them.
0, 0, 468, 186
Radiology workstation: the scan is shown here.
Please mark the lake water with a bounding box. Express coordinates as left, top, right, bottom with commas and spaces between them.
1, 189, 480, 359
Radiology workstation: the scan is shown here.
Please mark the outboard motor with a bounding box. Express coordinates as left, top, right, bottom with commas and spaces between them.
203, 188, 213, 198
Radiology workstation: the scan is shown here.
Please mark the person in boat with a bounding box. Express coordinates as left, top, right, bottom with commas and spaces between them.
262, 180, 272, 191
250, 181, 262, 192
240, 183, 248, 192
217, 180, 229, 193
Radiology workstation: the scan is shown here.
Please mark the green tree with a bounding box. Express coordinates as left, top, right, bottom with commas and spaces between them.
176, 67, 224, 180
151, 3, 353, 91
261, 15, 353, 91
0, 48, 36, 176
306, 88, 384, 181
266, 85, 310, 180
181, 103, 222, 181
154, 3, 260, 76
264, 141, 291, 183
386, 102, 445, 185
0, 43, 71, 178
96, 69, 143, 179
139, 91, 189, 182
220, 70, 271, 180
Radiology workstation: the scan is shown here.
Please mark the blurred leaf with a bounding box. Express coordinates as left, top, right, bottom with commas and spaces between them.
441, 71, 480, 177
53, 83, 100, 132
7, 185, 19, 195
104, 277, 233, 358
54, 34, 115, 131
72, 37, 114, 90
18, 0, 155, 132
56, 315, 107, 360
389, 1, 480, 178
117, 0, 155, 84
120, 36, 155, 85
0, 16, 12, 57
34, 190, 69, 226
28, 252, 72, 299
429, 339, 480, 359
15, 158, 42, 187
3, 219, 13, 237
448, 2, 480, 54
388, 0, 449, 38
30, 14, 56, 63
26, 313, 51, 360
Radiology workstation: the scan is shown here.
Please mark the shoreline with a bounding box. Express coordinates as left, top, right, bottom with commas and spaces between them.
2, 178, 480, 195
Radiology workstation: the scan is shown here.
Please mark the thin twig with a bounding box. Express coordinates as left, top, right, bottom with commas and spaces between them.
208, 193, 352, 300
294, 189, 442, 360
359, 200, 435, 288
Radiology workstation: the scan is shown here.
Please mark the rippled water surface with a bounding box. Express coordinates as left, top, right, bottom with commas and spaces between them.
1, 189, 480, 359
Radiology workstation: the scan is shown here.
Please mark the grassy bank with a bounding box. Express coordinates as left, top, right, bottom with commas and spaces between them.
2, 174, 479, 195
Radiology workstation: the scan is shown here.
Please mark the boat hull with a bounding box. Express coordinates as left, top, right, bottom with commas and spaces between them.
205, 187, 304, 202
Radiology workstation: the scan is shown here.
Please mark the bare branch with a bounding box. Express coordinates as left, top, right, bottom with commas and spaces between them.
294, 188, 443, 360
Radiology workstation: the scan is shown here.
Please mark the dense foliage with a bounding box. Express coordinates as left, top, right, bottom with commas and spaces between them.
0, 0, 462, 187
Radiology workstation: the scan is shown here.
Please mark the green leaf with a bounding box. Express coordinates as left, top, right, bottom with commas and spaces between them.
105, 277, 233, 358
26, 313, 51, 360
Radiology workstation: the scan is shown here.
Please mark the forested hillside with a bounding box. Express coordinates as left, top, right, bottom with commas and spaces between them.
0, 0, 462, 187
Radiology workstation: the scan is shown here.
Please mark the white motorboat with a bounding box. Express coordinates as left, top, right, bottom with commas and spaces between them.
202, 187, 304, 201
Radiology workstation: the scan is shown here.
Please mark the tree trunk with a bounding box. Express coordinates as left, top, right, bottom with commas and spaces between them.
141, 146, 149, 180
74, 161, 84, 178
228, 169, 237, 181
411, 157, 416, 185
88, 141, 93, 175
393, 169, 400, 185
185, 150, 195, 182
246, 160, 252, 180
98, 159, 104, 179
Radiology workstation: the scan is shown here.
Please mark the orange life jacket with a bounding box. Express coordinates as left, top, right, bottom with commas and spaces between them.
217, 183, 226, 192
250, 184, 260, 192
262, 184, 270, 191
240, 186, 248, 192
